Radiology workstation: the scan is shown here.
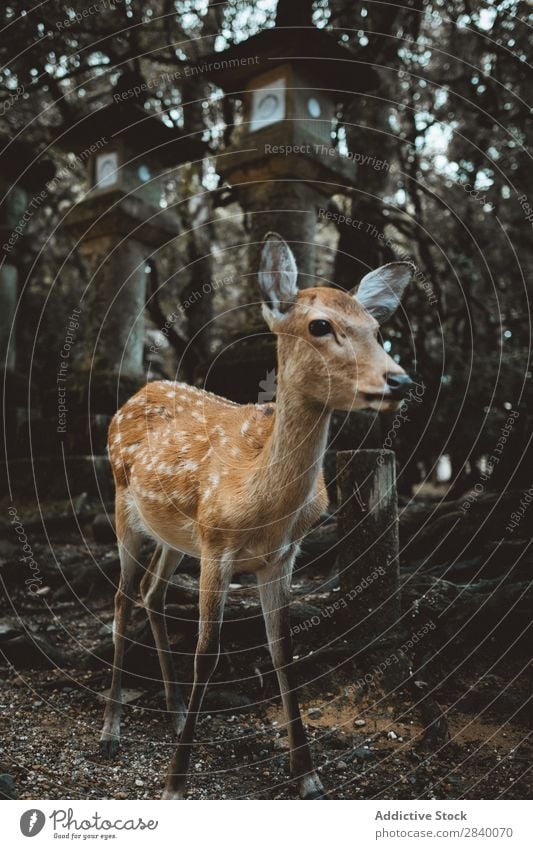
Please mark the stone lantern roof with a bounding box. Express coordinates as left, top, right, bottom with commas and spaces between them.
0, 134, 55, 191
199, 25, 380, 98
56, 72, 205, 167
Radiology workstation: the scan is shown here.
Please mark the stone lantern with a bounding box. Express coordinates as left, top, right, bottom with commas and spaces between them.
201, 15, 379, 284
0, 137, 54, 468
197, 12, 379, 402
38, 78, 204, 496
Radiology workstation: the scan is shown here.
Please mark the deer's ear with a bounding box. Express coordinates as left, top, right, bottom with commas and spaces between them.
258, 232, 298, 328
354, 261, 414, 324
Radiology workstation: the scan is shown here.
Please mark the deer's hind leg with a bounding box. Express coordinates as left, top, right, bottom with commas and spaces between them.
99, 494, 142, 758
140, 545, 187, 736
257, 559, 326, 799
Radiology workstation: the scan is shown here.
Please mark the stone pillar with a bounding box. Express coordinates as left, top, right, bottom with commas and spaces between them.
0, 260, 17, 373
0, 180, 29, 464
27, 191, 181, 498
0, 258, 20, 469
52, 236, 148, 465
336, 449, 400, 646
77, 237, 147, 386
200, 181, 321, 402
62, 191, 179, 439
242, 181, 320, 289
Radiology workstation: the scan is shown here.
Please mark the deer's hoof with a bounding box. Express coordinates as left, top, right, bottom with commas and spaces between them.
161, 788, 186, 800
301, 788, 329, 799
99, 737, 120, 759
172, 712, 186, 738
297, 773, 327, 800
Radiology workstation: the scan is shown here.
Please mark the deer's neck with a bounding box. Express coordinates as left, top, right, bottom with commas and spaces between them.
257, 381, 330, 512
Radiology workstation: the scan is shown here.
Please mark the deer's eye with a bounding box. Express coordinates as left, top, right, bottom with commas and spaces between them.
309, 319, 332, 337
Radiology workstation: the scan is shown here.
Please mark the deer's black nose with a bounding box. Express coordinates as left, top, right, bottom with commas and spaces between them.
385, 373, 413, 398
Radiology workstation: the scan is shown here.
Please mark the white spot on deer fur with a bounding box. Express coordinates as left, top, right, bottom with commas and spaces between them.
209, 472, 220, 488
230, 446, 239, 457
240, 420, 250, 435
113, 434, 122, 444
182, 460, 198, 472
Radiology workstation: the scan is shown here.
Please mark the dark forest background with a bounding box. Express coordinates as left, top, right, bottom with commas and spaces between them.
1, 0, 532, 492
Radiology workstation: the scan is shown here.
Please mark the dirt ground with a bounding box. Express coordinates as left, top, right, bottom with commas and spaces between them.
1, 576, 531, 801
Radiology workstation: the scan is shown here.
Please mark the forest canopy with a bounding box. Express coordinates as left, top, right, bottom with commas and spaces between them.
1, 0, 532, 490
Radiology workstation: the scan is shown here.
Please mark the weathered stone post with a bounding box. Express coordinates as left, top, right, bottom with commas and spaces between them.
0, 138, 54, 479
337, 449, 446, 735
56, 186, 180, 497
197, 9, 379, 403
241, 181, 321, 290
31, 85, 199, 498
336, 449, 400, 647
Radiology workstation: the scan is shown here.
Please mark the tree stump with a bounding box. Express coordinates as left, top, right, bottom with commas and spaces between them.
336, 449, 401, 647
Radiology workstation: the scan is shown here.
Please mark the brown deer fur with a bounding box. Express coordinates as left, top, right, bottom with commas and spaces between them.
99, 233, 413, 800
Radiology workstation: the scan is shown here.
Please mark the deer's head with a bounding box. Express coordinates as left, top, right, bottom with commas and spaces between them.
258, 232, 414, 412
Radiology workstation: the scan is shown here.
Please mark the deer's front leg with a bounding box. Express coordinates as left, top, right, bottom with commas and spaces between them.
99, 526, 141, 758
258, 561, 326, 799
162, 552, 231, 800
